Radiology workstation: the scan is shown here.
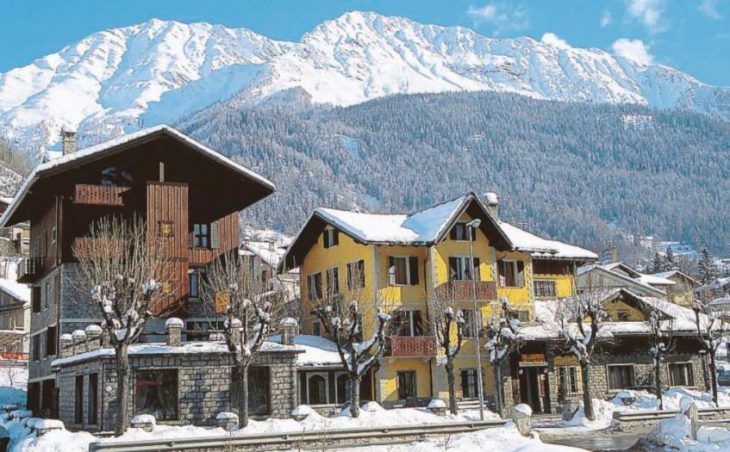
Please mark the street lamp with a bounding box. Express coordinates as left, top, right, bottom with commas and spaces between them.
466, 218, 485, 420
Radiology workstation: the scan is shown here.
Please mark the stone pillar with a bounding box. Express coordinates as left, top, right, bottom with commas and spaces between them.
59, 334, 73, 358
280, 318, 299, 345
165, 317, 183, 346
85, 325, 103, 351
512, 403, 532, 436
229, 318, 242, 345
71, 330, 87, 353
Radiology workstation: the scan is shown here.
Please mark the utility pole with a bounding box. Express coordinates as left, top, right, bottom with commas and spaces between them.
467, 218, 485, 420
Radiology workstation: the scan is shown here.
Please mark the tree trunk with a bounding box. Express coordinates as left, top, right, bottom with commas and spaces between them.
493, 362, 503, 414
115, 343, 130, 437
710, 353, 719, 406
581, 362, 595, 421
238, 364, 249, 427
446, 356, 458, 415
654, 358, 663, 410
349, 374, 361, 418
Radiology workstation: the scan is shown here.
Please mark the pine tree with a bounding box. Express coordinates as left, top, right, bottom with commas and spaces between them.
664, 247, 676, 271
698, 248, 716, 285
653, 253, 664, 273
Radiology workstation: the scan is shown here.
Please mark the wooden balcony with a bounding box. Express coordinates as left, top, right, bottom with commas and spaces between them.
17, 257, 43, 283
435, 280, 497, 302
385, 336, 437, 358
74, 184, 130, 206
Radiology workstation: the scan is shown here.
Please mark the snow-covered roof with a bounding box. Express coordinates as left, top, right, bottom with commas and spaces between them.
523, 289, 701, 341
241, 241, 287, 268
52, 339, 302, 367
577, 264, 666, 296
0, 279, 29, 303
268, 334, 342, 368
637, 273, 675, 287
652, 270, 699, 286
499, 221, 598, 260
315, 195, 469, 245
0, 125, 275, 227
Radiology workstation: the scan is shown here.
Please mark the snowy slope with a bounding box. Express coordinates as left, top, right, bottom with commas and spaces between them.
2, 11, 730, 150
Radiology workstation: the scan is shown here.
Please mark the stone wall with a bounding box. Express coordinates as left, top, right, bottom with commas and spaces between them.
55, 347, 300, 431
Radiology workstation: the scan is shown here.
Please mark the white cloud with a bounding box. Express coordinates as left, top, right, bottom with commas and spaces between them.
541, 33, 571, 49
699, 0, 722, 19
467, 2, 529, 35
600, 10, 613, 27
625, 0, 665, 32
612, 38, 654, 65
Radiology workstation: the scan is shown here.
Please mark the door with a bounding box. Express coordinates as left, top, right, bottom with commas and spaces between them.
518, 367, 549, 413
397, 371, 417, 402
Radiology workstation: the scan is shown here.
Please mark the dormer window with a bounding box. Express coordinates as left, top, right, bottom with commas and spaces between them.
323, 228, 339, 248
450, 223, 476, 241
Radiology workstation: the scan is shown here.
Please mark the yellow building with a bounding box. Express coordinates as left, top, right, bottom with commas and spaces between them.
283, 192, 597, 410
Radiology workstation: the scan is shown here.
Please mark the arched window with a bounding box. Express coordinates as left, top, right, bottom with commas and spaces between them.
308, 374, 327, 405
336, 374, 349, 404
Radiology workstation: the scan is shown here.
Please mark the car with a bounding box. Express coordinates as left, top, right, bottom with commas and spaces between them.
717, 364, 730, 386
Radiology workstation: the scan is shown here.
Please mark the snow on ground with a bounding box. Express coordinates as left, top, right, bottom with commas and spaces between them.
536, 386, 730, 435
13, 403, 581, 452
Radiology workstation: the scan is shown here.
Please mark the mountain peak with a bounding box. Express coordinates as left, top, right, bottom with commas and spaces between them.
1, 13, 729, 151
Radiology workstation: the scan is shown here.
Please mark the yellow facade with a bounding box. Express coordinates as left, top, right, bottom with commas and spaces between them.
296, 208, 587, 407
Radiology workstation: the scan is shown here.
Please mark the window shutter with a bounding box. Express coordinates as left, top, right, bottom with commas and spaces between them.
210, 222, 219, 249
323, 231, 330, 248
449, 257, 458, 281
408, 257, 419, 285
517, 261, 525, 286
333, 230, 339, 246
449, 227, 457, 240
388, 257, 396, 285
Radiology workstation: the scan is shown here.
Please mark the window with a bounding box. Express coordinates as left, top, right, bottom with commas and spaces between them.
534, 280, 556, 297
397, 371, 417, 400
158, 221, 174, 237
44, 280, 50, 309
46, 326, 57, 357
450, 223, 476, 241
32, 335, 40, 361
101, 166, 133, 186
557, 366, 581, 394
27, 382, 40, 413
312, 321, 321, 337
306, 373, 328, 405
307, 273, 323, 300
231, 367, 270, 415
461, 369, 478, 399
498, 260, 525, 287
388, 256, 419, 285
336, 373, 349, 404
516, 311, 530, 323
326, 267, 340, 295
323, 229, 339, 248
616, 310, 631, 321
134, 369, 178, 421
607, 365, 634, 390
88, 374, 98, 425
31, 287, 41, 313
74, 375, 84, 425
193, 223, 210, 248
449, 257, 480, 281
669, 363, 694, 387
188, 272, 199, 298
392, 310, 424, 336
347, 260, 365, 290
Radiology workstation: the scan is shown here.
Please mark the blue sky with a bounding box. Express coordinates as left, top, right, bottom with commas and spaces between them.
1, 0, 729, 86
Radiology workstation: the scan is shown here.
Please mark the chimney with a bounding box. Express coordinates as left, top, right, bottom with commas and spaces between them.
61, 129, 77, 155
483, 192, 499, 219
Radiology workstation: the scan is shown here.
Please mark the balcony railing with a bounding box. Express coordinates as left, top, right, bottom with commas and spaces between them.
385, 336, 437, 358
17, 257, 42, 283
435, 280, 497, 301
0, 352, 28, 361
74, 184, 130, 206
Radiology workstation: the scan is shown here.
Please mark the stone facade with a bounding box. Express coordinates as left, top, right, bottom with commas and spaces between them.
54, 341, 301, 431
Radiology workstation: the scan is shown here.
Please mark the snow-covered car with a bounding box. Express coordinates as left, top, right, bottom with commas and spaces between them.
717, 364, 730, 386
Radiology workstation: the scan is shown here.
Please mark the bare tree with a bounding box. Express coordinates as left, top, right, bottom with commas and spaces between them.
312, 264, 390, 418
647, 305, 670, 410
431, 285, 466, 415
201, 251, 282, 428
485, 297, 521, 415
692, 295, 727, 405
73, 216, 170, 436
557, 289, 608, 421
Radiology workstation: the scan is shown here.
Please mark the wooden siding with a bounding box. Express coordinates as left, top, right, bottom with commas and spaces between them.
74, 184, 129, 206
146, 182, 189, 314
188, 212, 239, 266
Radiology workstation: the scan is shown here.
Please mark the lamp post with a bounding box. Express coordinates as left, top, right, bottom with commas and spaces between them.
466, 218, 485, 420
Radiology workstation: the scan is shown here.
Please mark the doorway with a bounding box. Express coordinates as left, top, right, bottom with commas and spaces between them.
518, 366, 550, 414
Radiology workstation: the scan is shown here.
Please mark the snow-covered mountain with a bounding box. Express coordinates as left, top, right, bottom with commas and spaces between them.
2, 11, 730, 150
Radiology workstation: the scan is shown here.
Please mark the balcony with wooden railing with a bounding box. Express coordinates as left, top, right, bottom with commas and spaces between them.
74, 184, 130, 206
17, 257, 43, 283
384, 336, 437, 358
435, 280, 497, 302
